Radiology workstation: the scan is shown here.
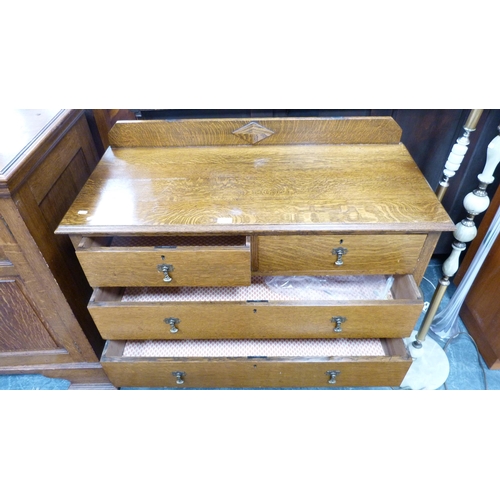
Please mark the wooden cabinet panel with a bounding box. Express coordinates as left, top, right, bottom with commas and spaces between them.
0, 110, 111, 386
0, 280, 57, 351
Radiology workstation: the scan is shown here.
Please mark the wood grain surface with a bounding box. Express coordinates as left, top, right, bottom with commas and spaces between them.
0, 280, 58, 351
108, 117, 403, 147
89, 275, 422, 340
90, 297, 422, 340
76, 244, 251, 287
101, 339, 411, 388
256, 234, 426, 275
57, 143, 453, 235
0, 109, 64, 176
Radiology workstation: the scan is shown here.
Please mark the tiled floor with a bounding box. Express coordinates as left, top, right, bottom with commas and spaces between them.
1, 259, 498, 390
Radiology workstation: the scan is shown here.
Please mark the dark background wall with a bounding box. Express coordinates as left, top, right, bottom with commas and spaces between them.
132, 109, 500, 255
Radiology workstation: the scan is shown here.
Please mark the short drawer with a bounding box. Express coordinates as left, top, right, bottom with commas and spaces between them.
256, 234, 427, 275
101, 338, 412, 388
89, 274, 423, 340
76, 235, 251, 287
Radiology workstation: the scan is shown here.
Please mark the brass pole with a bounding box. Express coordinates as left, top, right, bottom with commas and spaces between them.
464, 109, 483, 131
414, 277, 449, 344
435, 183, 447, 203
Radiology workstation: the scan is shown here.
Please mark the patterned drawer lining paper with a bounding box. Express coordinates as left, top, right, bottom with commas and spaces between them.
122, 275, 394, 302
111, 235, 246, 247
123, 338, 386, 357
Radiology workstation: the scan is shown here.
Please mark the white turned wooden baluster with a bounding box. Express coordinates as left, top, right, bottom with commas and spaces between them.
409, 125, 500, 357
436, 110, 483, 202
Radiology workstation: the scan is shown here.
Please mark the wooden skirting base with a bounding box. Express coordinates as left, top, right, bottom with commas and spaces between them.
0, 362, 113, 387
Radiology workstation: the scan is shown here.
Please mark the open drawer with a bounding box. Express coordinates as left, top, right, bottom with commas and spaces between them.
75, 235, 251, 287
89, 274, 423, 340
101, 337, 412, 388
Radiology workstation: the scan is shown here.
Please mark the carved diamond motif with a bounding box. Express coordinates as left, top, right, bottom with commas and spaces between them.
232, 122, 275, 145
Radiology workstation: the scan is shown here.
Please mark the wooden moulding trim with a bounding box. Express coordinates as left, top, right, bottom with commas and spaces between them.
108, 117, 403, 148
0, 362, 103, 372
0, 352, 73, 368
0, 110, 84, 192
0, 362, 111, 386
0, 348, 68, 358
56, 222, 456, 236
0, 108, 64, 177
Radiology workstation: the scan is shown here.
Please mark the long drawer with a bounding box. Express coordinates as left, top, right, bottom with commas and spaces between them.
256, 234, 427, 275
101, 338, 412, 388
89, 274, 423, 340
75, 235, 251, 287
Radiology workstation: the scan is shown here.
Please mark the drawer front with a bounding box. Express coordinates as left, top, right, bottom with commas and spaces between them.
257, 234, 427, 275
77, 244, 251, 287
90, 299, 422, 340
89, 275, 422, 340
101, 339, 411, 388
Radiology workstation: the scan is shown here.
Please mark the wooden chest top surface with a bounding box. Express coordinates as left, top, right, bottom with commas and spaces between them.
56, 119, 454, 236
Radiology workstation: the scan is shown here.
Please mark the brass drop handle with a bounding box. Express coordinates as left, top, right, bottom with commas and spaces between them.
157, 263, 174, 282
172, 371, 186, 385
332, 247, 348, 266
164, 317, 180, 333
331, 316, 347, 333
326, 370, 341, 384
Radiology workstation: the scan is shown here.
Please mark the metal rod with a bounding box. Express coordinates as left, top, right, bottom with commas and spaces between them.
415, 277, 449, 344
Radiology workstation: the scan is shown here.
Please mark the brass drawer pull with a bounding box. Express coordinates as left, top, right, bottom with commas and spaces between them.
164, 317, 180, 333
326, 370, 341, 384
157, 263, 174, 282
331, 316, 347, 333
332, 246, 348, 266
172, 371, 186, 384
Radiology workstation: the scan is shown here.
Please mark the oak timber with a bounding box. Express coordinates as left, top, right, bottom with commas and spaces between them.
88, 275, 423, 340
101, 338, 411, 388
256, 234, 426, 275
57, 143, 453, 236
108, 117, 403, 147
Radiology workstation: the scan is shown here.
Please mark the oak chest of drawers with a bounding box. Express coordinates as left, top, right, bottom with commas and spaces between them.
56, 117, 454, 388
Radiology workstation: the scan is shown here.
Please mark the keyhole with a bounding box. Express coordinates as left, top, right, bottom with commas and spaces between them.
253, 309, 257, 313
339, 239, 343, 244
